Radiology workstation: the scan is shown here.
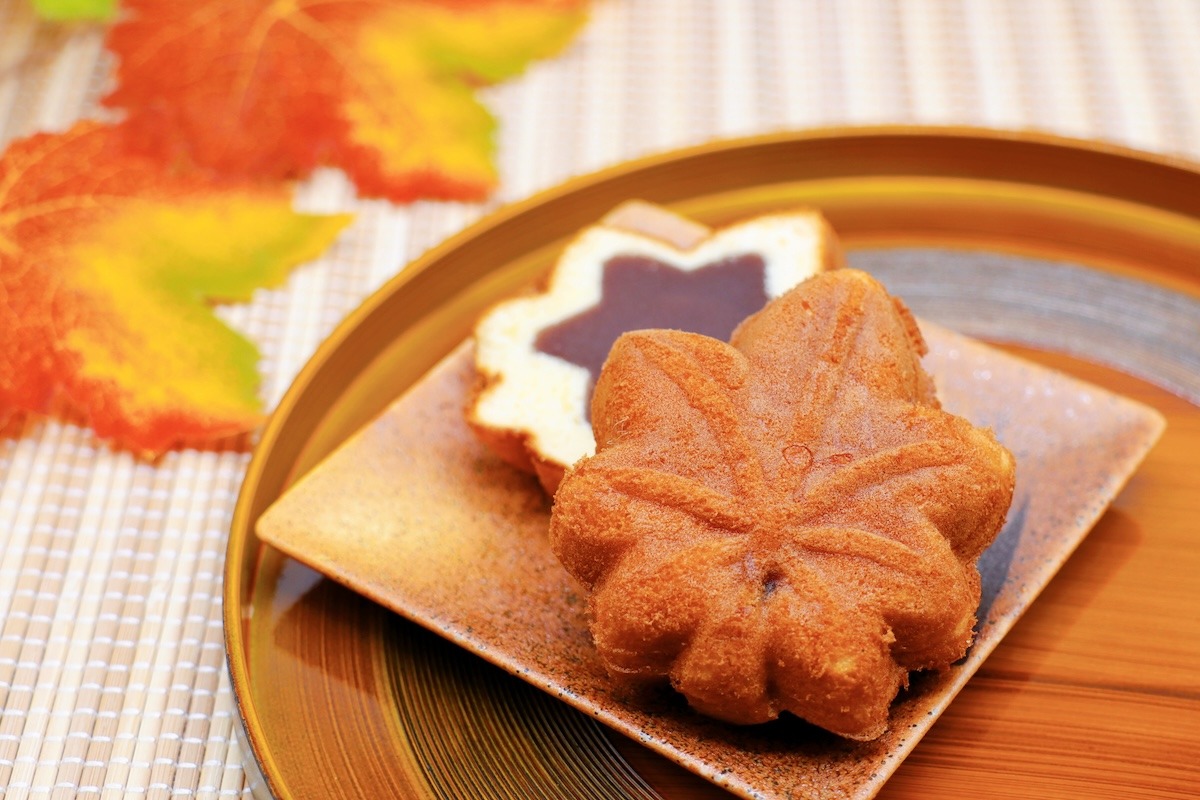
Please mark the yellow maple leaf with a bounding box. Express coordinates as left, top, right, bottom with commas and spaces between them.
0, 122, 352, 453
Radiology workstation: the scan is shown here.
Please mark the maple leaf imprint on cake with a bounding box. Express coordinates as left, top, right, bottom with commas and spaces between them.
550, 270, 1015, 740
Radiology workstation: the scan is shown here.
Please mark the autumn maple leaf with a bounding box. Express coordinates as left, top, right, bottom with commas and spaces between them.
550, 270, 1016, 740
0, 122, 351, 454
103, 0, 588, 201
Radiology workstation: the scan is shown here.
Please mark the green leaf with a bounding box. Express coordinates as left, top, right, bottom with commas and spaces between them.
31, 0, 117, 22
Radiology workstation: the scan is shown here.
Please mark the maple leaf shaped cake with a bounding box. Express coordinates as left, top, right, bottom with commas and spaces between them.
550, 269, 1016, 741
469, 204, 842, 494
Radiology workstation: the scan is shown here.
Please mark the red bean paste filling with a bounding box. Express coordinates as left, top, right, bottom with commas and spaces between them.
535, 253, 769, 419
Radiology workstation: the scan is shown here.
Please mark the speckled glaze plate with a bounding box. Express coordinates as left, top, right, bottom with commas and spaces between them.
225, 128, 1200, 800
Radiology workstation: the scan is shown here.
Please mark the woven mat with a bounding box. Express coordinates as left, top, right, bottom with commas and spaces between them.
2, 0, 1198, 797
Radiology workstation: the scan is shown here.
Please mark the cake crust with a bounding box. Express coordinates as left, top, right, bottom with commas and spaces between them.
549, 269, 1016, 740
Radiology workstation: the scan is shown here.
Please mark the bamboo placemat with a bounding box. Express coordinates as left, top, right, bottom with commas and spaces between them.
2, 0, 1199, 797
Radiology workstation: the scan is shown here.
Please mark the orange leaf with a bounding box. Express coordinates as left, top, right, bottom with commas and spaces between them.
0, 122, 352, 454
103, 0, 588, 201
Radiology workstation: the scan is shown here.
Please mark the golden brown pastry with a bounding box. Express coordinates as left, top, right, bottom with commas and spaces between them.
549, 269, 1016, 740
467, 201, 842, 494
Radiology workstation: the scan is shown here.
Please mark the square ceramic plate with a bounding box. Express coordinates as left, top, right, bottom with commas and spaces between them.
254, 319, 1163, 800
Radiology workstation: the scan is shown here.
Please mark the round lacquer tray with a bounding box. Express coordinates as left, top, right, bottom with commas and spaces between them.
225, 128, 1200, 800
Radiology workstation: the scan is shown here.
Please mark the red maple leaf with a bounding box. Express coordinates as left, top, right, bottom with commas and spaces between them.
103, 0, 588, 201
